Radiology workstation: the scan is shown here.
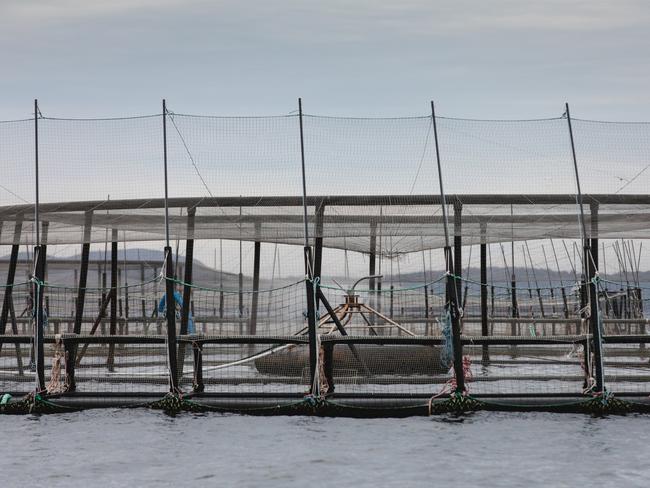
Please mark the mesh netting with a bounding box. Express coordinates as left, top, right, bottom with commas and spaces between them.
0, 113, 650, 252
1, 108, 650, 411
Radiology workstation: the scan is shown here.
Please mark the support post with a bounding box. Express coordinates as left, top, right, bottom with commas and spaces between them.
0, 218, 22, 346
0, 218, 24, 376
566, 102, 604, 392
164, 246, 179, 392
314, 202, 325, 309
178, 208, 196, 377
192, 342, 204, 393
107, 229, 118, 371
453, 201, 463, 302
298, 98, 318, 392
590, 203, 599, 271
140, 263, 146, 323
304, 247, 317, 389
238, 241, 244, 321
161, 99, 179, 392
68, 211, 92, 390
431, 101, 464, 393
511, 279, 519, 335
587, 203, 604, 389
180, 209, 196, 336
480, 223, 489, 362
33, 245, 46, 391
250, 223, 261, 336
446, 247, 465, 393
369, 221, 377, 328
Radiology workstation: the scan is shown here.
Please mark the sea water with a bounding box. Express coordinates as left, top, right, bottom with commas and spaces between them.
1, 409, 648, 487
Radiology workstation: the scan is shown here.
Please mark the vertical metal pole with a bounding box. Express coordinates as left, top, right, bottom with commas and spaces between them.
298, 99, 310, 248
298, 98, 318, 391
34, 100, 40, 247
369, 221, 377, 328
510, 205, 518, 335
566, 103, 604, 392
32, 99, 46, 391
421, 242, 430, 335
162, 99, 178, 391
238, 207, 243, 322
431, 101, 464, 393
219, 240, 224, 320
123, 238, 130, 332
107, 229, 118, 371
162, 100, 171, 248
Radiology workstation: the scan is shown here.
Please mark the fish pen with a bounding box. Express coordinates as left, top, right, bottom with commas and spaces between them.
1, 100, 650, 416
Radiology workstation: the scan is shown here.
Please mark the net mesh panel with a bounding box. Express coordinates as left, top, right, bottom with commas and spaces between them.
571, 120, 650, 397
319, 279, 447, 336
463, 341, 586, 396
186, 280, 307, 336
195, 343, 310, 395
64, 338, 170, 394
166, 114, 302, 198
179, 280, 310, 396
0, 119, 35, 208
0, 282, 32, 394
1, 110, 650, 404
327, 343, 450, 396
0, 114, 649, 253
598, 279, 650, 395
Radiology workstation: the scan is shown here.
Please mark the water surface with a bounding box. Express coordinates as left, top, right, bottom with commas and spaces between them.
1, 410, 648, 487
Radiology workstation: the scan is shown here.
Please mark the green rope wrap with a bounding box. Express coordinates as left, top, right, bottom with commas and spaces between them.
576, 392, 634, 415
0, 392, 79, 415
428, 393, 486, 415
148, 392, 185, 415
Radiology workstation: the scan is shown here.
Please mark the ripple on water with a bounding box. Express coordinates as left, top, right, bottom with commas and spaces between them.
1, 410, 649, 488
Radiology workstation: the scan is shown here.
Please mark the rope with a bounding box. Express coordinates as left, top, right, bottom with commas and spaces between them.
440, 310, 453, 368
45, 334, 66, 394
318, 273, 446, 293
428, 355, 473, 413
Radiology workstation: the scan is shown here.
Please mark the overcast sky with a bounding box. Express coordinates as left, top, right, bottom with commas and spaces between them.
1, 0, 650, 120
2, 0, 650, 278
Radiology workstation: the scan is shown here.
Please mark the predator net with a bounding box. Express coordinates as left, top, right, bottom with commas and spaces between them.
0, 107, 649, 411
